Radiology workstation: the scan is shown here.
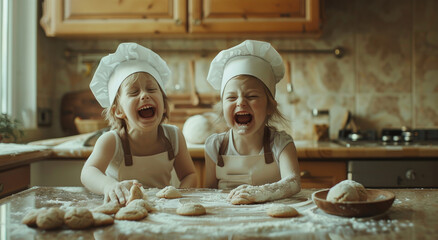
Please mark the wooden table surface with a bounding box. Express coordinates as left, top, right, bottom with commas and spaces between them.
1, 187, 437, 239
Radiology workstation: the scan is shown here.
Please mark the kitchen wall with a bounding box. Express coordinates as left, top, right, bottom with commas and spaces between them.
35, 0, 438, 141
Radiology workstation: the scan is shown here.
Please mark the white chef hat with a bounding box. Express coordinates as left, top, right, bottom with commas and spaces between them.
207, 40, 284, 97
90, 42, 171, 108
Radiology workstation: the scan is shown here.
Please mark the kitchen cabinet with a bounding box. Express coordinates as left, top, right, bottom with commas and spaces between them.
0, 165, 30, 198
299, 160, 347, 188
40, 0, 321, 37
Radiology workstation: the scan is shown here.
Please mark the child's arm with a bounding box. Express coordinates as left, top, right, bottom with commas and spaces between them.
203, 153, 218, 188
174, 129, 197, 188
80, 132, 137, 205
227, 142, 301, 204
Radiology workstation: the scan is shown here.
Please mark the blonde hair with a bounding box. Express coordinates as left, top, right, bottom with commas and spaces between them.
215, 75, 288, 131
102, 73, 169, 131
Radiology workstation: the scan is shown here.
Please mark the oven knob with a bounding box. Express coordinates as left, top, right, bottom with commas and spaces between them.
405, 169, 416, 180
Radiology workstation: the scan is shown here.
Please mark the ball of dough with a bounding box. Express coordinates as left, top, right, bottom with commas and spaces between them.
92, 201, 121, 215
267, 204, 299, 218
115, 206, 148, 221
64, 207, 94, 230
156, 186, 182, 199
22, 208, 46, 227
326, 180, 368, 202
176, 203, 206, 216
183, 114, 214, 144
127, 199, 154, 212
126, 184, 144, 205
92, 212, 114, 227
36, 207, 65, 230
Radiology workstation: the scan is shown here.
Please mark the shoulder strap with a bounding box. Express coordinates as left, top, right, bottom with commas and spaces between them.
217, 131, 230, 167
159, 125, 174, 161
120, 121, 133, 166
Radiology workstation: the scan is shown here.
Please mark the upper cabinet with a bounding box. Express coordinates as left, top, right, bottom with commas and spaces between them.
40, 0, 321, 37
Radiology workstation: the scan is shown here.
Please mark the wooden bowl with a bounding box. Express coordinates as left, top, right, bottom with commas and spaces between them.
312, 189, 395, 217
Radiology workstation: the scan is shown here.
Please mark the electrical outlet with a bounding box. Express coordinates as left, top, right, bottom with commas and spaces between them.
37, 108, 52, 127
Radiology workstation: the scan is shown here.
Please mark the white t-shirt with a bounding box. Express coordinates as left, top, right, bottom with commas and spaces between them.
204, 128, 294, 164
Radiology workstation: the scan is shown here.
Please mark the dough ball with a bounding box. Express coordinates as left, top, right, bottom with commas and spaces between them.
156, 186, 182, 199
267, 204, 299, 218
326, 180, 368, 202
36, 207, 65, 230
176, 203, 206, 216
92, 212, 114, 227
127, 199, 154, 212
126, 184, 144, 205
183, 114, 214, 144
64, 207, 94, 230
115, 206, 148, 221
22, 208, 46, 227
92, 201, 121, 215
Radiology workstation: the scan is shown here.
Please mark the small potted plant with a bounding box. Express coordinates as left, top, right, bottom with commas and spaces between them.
0, 113, 24, 143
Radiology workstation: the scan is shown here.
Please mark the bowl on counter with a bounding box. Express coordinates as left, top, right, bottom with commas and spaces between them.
312, 189, 395, 217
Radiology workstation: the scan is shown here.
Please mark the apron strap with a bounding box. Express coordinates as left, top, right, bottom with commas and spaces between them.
120, 121, 133, 166
217, 127, 273, 167
158, 125, 175, 161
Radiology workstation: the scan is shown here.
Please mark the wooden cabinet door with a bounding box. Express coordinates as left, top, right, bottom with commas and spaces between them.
41, 0, 187, 37
189, 0, 321, 34
299, 161, 346, 189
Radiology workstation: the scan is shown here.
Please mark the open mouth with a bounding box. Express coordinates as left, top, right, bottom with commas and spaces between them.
138, 105, 155, 118
234, 112, 252, 125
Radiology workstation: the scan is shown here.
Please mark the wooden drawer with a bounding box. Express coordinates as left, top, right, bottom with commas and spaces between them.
193, 158, 205, 188
299, 161, 347, 189
0, 165, 30, 198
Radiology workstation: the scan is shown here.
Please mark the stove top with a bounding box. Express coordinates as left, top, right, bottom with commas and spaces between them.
335, 128, 438, 147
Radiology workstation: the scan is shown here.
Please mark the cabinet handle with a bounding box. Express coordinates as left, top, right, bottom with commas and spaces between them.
405, 169, 416, 180
300, 171, 311, 178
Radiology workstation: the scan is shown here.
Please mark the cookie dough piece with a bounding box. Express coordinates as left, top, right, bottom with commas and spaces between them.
176, 203, 206, 216
36, 207, 65, 230
127, 199, 153, 212
64, 207, 94, 230
92, 201, 121, 215
22, 208, 46, 227
267, 204, 299, 218
126, 184, 144, 205
327, 180, 368, 202
92, 212, 114, 227
156, 186, 182, 199
115, 206, 148, 221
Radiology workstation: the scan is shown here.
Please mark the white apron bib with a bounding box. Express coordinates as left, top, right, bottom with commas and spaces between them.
216, 127, 281, 189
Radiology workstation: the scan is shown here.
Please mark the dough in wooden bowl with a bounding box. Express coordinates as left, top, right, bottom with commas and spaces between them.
326, 180, 367, 202
176, 203, 206, 216
64, 207, 94, 230
92, 212, 114, 227
156, 186, 182, 199
126, 184, 144, 205
22, 208, 47, 227
36, 207, 65, 230
115, 206, 148, 221
267, 204, 299, 218
92, 201, 121, 215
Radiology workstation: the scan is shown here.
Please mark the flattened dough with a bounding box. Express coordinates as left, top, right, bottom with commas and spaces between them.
127, 199, 154, 212
156, 186, 182, 199
267, 204, 299, 218
92, 201, 121, 215
36, 207, 65, 230
115, 206, 148, 221
327, 180, 367, 202
64, 207, 94, 230
92, 212, 114, 227
176, 203, 206, 216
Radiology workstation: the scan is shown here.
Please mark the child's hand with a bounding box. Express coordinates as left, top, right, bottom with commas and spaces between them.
103, 180, 141, 205
227, 185, 269, 205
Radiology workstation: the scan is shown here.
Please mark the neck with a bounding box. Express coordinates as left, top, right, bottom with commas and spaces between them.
232, 126, 265, 155
126, 125, 164, 155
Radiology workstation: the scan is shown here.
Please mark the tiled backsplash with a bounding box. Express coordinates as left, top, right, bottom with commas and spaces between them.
37, 0, 438, 140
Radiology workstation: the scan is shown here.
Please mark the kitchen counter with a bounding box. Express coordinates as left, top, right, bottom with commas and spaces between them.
1, 187, 437, 239
0, 143, 51, 171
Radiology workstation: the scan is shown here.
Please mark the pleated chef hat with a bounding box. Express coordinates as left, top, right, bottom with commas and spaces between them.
207, 40, 284, 97
90, 42, 171, 108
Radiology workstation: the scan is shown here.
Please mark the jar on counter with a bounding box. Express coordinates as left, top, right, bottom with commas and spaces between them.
311, 109, 330, 141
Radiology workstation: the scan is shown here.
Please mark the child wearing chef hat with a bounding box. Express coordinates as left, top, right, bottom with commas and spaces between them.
204, 40, 301, 205
81, 43, 197, 205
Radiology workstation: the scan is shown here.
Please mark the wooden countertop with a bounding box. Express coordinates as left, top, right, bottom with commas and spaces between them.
1, 187, 437, 239
0, 143, 52, 171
